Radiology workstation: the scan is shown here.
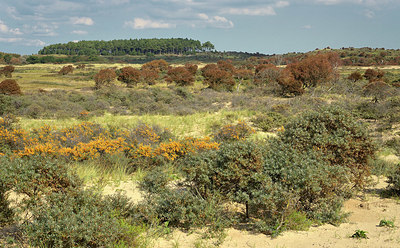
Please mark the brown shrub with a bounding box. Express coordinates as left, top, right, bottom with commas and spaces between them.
142, 59, 169, 73
254, 64, 280, 85
201, 64, 235, 91
140, 69, 159, 85
0, 79, 22, 95
94, 68, 117, 89
276, 68, 304, 96
363, 68, 385, 82
184, 63, 198, 76
0, 66, 15, 78
58, 65, 74, 75
117, 66, 141, 87
347, 71, 363, 82
166, 67, 195, 86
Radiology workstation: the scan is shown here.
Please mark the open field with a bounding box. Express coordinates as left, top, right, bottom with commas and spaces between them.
1, 57, 400, 247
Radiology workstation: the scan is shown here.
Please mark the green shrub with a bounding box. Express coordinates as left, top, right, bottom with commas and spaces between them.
279, 106, 375, 189
24, 188, 139, 248
213, 121, 255, 143
251, 112, 286, 132
139, 166, 170, 194
387, 163, 400, 193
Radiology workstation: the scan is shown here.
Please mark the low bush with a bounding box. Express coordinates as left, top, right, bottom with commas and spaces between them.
24, 188, 140, 248
213, 120, 255, 143
58, 65, 74, 75
0, 79, 22, 95
387, 163, 400, 193
251, 112, 286, 132
279, 106, 375, 189
94, 68, 117, 89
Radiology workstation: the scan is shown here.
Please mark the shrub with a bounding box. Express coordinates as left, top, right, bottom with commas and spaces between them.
279, 106, 376, 189
24, 188, 139, 248
140, 68, 159, 85
58, 65, 74, 75
286, 53, 338, 88
363, 81, 393, 102
347, 71, 363, 82
276, 68, 304, 96
251, 112, 286, 132
254, 64, 281, 85
141, 59, 169, 73
387, 163, 400, 193
201, 64, 235, 91
94, 68, 116, 89
184, 63, 198, 75
364, 68, 385, 82
165, 66, 195, 86
117, 66, 141, 87
0, 79, 22, 95
0, 65, 15, 78
213, 120, 255, 143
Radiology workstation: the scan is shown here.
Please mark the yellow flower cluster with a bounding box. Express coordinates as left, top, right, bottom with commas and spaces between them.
0, 118, 219, 162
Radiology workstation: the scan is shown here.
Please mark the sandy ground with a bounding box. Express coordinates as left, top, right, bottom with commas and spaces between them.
153, 177, 400, 248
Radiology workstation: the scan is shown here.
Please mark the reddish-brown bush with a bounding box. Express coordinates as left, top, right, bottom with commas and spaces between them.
286, 53, 337, 88
201, 64, 235, 91
0, 79, 22, 95
94, 68, 116, 89
75, 64, 86, 70
140, 69, 158, 85
254, 64, 280, 85
276, 68, 304, 96
142, 59, 169, 73
117, 66, 141, 87
217, 60, 235, 73
347, 71, 363, 82
166, 67, 195, 86
184, 63, 198, 76
0, 66, 15, 78
363, 68, 385, 82
58, 65, 74, 75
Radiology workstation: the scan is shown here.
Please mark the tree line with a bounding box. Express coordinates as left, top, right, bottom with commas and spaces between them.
38, 38, 215, 56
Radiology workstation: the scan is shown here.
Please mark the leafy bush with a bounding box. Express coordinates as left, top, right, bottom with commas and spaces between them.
279, 106, 375, 189
24, 188, 139, 248
0, 79, 22, 95
347, 71, 363, 82
94, 68, 117, 89
251, 112, 286, 132
387, 163, 400, 193
117, 66, 141, 87
58, 65, 74, 75
201, 64, 235, 91
213, 120, 255, 142
165, 66, 195, 86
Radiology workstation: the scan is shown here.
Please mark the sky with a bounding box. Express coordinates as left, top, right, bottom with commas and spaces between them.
0, 0, 399, 55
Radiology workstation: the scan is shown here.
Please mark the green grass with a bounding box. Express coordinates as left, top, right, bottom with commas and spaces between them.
19, 110, 257, 138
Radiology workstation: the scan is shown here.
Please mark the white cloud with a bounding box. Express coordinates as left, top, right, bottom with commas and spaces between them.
0, 37, 45, 47
71, 17, 94, 26
71, 30, 88, 35
275, 1, 290, 8
198, 13, 209, 20
0, 20, 23, 35
225, 6, 276, 16
302, 24, 312, 29
23, 22, 58, 36
125, 18, 175, 29
364, 9, 375, 18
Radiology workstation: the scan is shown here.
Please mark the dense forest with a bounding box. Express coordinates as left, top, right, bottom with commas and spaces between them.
38, 38, 215, 56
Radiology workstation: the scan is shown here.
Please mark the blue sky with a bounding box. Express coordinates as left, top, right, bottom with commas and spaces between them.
0, 0, 399, 55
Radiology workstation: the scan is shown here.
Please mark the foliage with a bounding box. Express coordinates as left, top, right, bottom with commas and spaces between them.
58, 65, 74, 75
201, 64, 235, 91
39, 38, 212, 56
213, 120, 255, 142
140, 69, 159, 85
387, 163, 400, 193
24, 188, 139, 248
0, 65, 15, 78
166, 66, 195, 86
363, 81, 394, 102
141, 59, 169, 73
254, 64, 280, 85
347, 71, 363, 82
364, 68, 385, 82
379, 219, 395, 228
251, 112, 286, 132
286, 53, 339, 88
117, 66, 141, 87
279, 106, 375, 189
94, 68, 117, 89
0, 79, 21, 95
276, 68, 304, 96
351, 230, 368, 239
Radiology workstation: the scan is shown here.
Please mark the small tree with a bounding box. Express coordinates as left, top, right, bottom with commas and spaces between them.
0, 79, 22, 95
58, 65, 74, 75
165, 67, 195, 86
117, 66, 141, 87
94, 68, 116, 89
201, 65, 235, 91
276, 68, 304, 96
254, 64, 281, 85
